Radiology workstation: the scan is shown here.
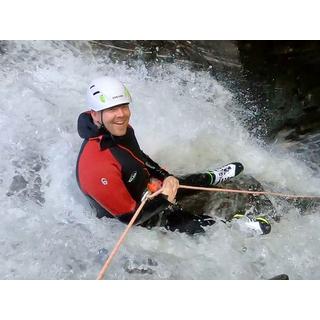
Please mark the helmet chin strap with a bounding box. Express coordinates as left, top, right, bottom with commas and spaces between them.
99, 109, 105, 129
100, 109, 115, 141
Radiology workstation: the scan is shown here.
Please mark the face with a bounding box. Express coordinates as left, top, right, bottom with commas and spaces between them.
92, 104, 131, 136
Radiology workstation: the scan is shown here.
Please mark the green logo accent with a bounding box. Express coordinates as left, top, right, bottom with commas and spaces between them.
256, 217, 270, 225
124, 87, 131, 99
99, 95, 106, 103
206, 171, 214, 185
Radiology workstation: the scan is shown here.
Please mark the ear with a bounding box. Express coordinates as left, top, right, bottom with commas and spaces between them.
90, 110, 99, 122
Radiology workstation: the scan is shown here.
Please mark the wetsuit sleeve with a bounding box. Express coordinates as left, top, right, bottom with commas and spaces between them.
124, 127, 173, 181
141, 151, 173, 181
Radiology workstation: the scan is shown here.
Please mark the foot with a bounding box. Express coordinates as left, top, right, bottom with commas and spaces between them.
232, 212, 271, 235
208, 162, 244, 185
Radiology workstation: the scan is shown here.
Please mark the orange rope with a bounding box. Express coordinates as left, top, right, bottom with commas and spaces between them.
179, 185, 320, 199
96, 188, 163, 280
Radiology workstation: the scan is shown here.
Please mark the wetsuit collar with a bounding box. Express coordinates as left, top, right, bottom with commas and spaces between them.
77, 111, 134, 151
100, 132, 116, 150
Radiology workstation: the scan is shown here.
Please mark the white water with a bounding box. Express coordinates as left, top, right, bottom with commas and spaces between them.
1, 40, 319, 279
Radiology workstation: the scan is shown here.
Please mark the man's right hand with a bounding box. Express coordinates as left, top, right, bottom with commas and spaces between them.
161, 176, 180, 203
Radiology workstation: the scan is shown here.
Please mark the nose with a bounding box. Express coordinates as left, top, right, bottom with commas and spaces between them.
115, 106, 125, 117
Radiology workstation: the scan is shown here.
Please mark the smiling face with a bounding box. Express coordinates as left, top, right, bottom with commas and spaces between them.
91, 104, 131, 136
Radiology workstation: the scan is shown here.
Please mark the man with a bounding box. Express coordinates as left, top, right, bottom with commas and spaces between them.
76, 76, 258, 235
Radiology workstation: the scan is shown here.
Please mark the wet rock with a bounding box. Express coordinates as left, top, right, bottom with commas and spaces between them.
179, 175, 278, 222
123, 257, 158, 275
147, 258, 158, 267
292, 198, 320, 215
237, 40, 320, 141
269, 274, 289, 280
89, 40, 241, 74
69, 257, 87, 272
98, 248, 108, 255
7, 175, 28, 195
95, 248, 109, 264
7, 154, 47, 205
88, 40, 320, 144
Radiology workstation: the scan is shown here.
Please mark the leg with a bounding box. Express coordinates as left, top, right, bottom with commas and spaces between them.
176, 162, 244, 202
140, 204, 215, 235
141, 163, 244, 235
163, 205, 216, 235
177, 173, 214, 202
178, 162, 244, 189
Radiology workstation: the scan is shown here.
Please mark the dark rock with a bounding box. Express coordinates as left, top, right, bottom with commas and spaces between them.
7, 154, 47, 205
269, 274, 289, 280
100, 41, 320, 143
179, 175, 279, 222
96, 248, 109, 264
237, 40, 320, 141
7, 175, 28, 196
123, 257, 158, 275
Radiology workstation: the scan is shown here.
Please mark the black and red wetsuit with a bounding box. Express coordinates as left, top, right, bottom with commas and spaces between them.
76, 112, 215, 234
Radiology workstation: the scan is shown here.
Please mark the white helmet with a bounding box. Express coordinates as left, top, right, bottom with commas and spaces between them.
86, 76, 132, 111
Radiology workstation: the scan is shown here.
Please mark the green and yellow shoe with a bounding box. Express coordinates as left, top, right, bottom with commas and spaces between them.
231, 211, 271, 235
